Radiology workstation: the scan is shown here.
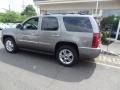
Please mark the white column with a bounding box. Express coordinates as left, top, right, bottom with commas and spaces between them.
115, 20, 120, 41
39, 6, 41, 15
36, 6, 40, 15
38, 6, 44, 15
99, 9, 103, 16
95, 0, 99, 15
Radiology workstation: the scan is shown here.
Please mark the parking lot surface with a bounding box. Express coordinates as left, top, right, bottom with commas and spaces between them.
0, 40, 120, 90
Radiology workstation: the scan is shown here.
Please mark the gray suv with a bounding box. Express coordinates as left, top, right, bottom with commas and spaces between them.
1, 14, 101, 66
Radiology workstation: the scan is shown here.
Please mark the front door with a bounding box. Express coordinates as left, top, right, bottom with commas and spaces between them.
16, 17, 40, 50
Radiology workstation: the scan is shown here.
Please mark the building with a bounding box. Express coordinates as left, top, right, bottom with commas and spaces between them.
33, 0, 120, 17
33, 0, 120, 40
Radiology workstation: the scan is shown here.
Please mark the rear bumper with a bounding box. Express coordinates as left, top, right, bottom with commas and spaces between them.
78, 47, 101, 58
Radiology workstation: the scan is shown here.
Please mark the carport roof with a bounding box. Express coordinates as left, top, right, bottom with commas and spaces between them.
33, 0, 115, 5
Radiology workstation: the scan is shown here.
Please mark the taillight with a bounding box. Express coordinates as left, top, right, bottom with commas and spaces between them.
92, 33, 100, 48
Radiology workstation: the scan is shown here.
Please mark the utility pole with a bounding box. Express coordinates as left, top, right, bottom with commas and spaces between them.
8, 0, 11, 11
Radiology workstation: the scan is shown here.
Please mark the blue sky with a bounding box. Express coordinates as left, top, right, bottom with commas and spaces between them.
0, 0, 34, 12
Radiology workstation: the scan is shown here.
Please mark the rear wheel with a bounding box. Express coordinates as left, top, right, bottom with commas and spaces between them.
56, 45, 79, 67
4, 38, 18, 53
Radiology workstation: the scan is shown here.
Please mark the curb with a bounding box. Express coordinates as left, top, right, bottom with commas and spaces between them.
84, 54, 120, 68
95, 54, 120, 67
101, 50, 119, 56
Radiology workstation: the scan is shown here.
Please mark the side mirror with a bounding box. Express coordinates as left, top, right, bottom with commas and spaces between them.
16, 24, 23, 30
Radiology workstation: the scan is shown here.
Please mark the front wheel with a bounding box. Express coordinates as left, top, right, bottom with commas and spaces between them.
4, 38, 18, 53
56, 45, 79, 67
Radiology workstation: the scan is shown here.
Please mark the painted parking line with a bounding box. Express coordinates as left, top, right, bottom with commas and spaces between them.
84, 55, 120, 69
97, 55, 120, 64
86, 60, 120, 69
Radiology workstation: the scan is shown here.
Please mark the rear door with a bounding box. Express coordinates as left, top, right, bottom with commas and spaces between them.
38, 16, 60, 52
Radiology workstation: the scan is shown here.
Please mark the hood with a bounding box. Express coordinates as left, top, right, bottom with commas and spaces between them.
3, 28, 17, 31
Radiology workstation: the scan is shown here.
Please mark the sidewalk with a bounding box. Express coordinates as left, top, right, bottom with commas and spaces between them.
96, 54, 120, 66
100, 41, 120, 56
84, 54, 120, 68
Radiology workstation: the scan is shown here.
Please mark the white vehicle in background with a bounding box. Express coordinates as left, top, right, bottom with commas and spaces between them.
0, 23, 4, 30
0, 23, 18, 30
6, 23, 18, 28
0, 28, 2, 30
0, 23, 9, 29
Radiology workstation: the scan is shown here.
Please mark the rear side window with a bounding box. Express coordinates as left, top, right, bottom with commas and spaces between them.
41, 17, 58, 31
63, 17, 93, 32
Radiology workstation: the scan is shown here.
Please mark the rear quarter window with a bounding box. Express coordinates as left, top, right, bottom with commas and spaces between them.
63, 17, 93, 32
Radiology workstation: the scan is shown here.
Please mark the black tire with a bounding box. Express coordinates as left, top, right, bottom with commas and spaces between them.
56, 45, 79, 67
4, 37, 18, 53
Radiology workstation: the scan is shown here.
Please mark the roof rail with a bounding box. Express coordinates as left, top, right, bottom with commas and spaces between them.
43, 13, 51, 15
43, 13, 88, 15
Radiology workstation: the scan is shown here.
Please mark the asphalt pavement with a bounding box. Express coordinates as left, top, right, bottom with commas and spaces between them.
0, 39, 120, 90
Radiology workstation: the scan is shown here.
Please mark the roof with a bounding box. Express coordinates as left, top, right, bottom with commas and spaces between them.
33, 0, 113, 5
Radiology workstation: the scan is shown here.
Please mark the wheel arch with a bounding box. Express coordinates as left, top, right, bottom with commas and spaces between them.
3, 35, 15, 44
55, 41, 79, 55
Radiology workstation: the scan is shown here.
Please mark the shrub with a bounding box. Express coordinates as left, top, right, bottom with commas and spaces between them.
101, 31, 109, 45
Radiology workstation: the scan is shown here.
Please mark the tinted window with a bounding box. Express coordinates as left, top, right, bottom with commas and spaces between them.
63, 17, 93, 32
41, 17, 58, 31
23, 17, 39, 30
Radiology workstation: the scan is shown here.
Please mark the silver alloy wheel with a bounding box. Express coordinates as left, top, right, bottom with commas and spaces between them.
59, 49, 74, 65
5, 40, 14, 52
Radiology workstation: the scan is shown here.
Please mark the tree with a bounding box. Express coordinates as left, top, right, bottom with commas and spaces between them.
0, 12, 4, 22
100, 15, 120, 44
0, 11, 19, 23
100, 15, 120, 31
0, 11, 27, 23
21, 5, 37, 17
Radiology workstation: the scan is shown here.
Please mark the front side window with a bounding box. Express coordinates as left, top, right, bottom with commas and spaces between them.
41, 17, 58, 31
23, 17, 39, 30
63, 17, 93, 32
